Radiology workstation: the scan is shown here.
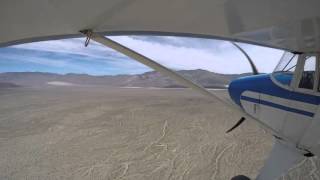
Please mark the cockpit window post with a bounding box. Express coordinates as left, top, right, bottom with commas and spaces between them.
291, 54, 305, 90
314, 54, 320, 92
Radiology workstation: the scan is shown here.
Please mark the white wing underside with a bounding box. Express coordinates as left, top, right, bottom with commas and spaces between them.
1, 0, 320, 53
256, 140, 305, 180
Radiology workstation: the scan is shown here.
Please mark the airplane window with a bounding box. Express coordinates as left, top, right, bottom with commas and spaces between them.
298, 56, 316, 90
273, 52, 298, 86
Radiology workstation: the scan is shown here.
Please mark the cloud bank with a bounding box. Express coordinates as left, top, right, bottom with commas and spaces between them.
0, 36, 284, 75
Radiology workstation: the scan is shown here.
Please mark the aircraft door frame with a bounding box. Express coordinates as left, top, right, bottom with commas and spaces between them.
299, 53, 320, 153
282, 53, 319, 145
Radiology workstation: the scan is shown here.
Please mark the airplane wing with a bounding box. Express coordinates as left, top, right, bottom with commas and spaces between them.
0, 0, 320, 53
0, 1, 318, 179
256, 140, 305, 180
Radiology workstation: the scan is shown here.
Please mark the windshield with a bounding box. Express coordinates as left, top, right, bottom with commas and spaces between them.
274, 52, 298, 73
273, 52, 299, 86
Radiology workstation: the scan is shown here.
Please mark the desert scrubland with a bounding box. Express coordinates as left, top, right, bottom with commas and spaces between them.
0, 86, 319, 180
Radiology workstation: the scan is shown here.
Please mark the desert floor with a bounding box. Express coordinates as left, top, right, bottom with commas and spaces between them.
0, 87, 319, 180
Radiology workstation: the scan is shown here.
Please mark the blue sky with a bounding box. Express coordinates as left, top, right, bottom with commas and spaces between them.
0, 36, 284, 75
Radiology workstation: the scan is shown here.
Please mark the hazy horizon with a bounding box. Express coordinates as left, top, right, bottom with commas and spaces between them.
0, 68, 254, 76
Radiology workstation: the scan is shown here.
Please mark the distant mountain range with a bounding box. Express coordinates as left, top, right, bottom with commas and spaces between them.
0, 70, 251, 89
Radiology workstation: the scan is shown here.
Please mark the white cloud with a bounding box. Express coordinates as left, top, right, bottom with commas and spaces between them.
10, 35, 284, 74
12, 38, 126, 60
110, 36, 283, 74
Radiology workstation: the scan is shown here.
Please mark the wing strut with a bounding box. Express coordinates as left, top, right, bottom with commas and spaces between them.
231, 42, 258, 75
256, 140, 305, 180
80, 30, 224, 104
80, 30, 289, 140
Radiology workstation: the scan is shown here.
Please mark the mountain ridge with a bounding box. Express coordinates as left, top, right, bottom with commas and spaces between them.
0, 70, 251, 88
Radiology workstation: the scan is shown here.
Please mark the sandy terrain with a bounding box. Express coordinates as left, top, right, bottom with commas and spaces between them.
0, 87, 319, 180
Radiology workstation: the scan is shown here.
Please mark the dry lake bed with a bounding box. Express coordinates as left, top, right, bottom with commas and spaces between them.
0, 86, 319, 180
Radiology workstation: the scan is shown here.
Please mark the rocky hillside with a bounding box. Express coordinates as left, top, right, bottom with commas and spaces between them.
0, 70, 250, 88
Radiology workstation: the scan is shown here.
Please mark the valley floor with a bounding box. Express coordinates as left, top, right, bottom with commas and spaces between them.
0, 87, 318, 180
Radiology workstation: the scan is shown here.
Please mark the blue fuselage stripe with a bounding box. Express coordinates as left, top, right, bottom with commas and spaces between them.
241, 96, 314, 117
228, 74, 320, 106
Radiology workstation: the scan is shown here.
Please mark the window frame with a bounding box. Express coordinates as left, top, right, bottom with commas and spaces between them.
271, 53, 301, 91
293, 54, 319, 95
